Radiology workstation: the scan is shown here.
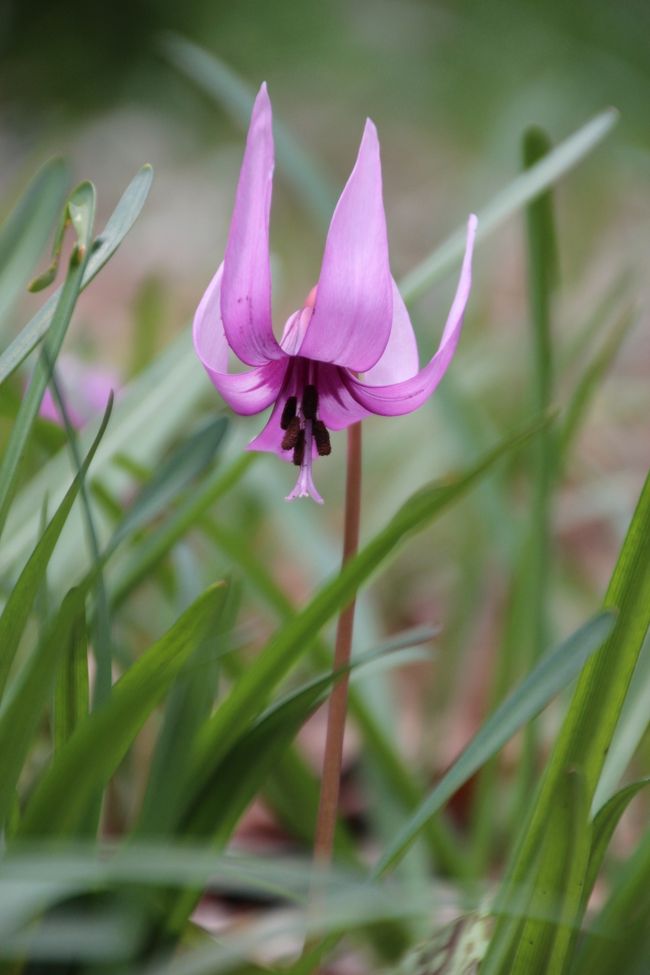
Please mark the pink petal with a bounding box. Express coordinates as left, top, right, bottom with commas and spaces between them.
194, 264, 287, 415
344, 215, 477, 415
317, 364, 370, 431
220, 83, 283, 367
297, 120, 393, 372
362, 280, 419, 385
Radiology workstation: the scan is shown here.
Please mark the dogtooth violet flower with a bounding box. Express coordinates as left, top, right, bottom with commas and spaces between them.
194, 84, 477, 503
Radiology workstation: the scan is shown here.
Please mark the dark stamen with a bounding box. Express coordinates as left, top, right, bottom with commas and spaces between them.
301, 384, 318, 420
281, 416, 301, 451
292, 429, 306, 466
313, 420, 331, 456
280, 396, 297, 430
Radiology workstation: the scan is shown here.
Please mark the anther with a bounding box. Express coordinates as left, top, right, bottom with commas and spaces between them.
280, 396, 297, 430
313, 419, 331, 456
281, 416, 301, 451
301, 384, 318, 421
292, 429, 306, 466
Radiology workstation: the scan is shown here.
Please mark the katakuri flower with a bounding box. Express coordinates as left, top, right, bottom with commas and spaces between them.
194, 84, 477, 503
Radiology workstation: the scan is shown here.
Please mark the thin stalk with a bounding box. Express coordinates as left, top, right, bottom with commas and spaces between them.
313, 422, 362, 865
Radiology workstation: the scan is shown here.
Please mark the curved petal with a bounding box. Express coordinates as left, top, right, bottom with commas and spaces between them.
298, 120, 393, 372
344, 215, 477, 415
221, 83, 283, 366
362, 279, 419, 385
194, 264, 287, 415
317, 364, 370, 431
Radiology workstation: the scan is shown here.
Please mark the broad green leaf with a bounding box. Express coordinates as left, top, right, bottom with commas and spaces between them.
0, 181, 96, 542
374, 612, 614, 876
186, 416, 550, 808
108, 416, 228, 551
16, 582, 229, 840
53, 596, 89, 751
0, 396, 112, 699
584, 778, 650, 903
0, 588, 85, 829
0, 157, 69, 324
160, 35, 336, 228
0, 165, 153, 386
482, 469, 650, 975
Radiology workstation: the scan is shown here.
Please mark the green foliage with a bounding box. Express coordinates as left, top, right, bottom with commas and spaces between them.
0, 43, 646, 975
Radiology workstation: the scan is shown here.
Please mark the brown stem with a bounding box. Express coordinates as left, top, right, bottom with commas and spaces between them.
313, 422, 362, 865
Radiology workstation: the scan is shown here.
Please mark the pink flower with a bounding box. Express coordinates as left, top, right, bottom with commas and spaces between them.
194, 84, 477, 503
37, 354, 120, 429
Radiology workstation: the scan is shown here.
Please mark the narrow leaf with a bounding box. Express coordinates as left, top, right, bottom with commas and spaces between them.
374, 612, 614, 876
0, 165, 153, 386
0, 157, 69, 322
0, 588, 86, 828
0, 182, 96, 541
16, 582, 229, 840
0, 397, 112, 699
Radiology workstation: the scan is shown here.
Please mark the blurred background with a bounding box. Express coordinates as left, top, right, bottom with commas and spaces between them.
1, 0, 649, 889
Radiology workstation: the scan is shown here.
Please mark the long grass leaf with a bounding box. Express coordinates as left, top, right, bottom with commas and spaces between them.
0, 158, 69, 325
16, 583, 229, 840
0, 396, 112, 699
374, 612, 614, 876
0, 165, 153, 386
0, 182, 95, 541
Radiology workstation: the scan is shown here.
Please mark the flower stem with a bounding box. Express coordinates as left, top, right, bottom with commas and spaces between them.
313, 422, 362, 865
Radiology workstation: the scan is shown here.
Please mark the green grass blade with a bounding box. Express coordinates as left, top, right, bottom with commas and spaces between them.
0, 587, 86, 830
15, 582, 229, 840
482, 469, 650, 975
186, 416, 550, 804
559, 305, 637, 462
399, 108, 618, 300
45, 359, 113, 708
584, 778, 650, 904
0, 395, 112, 699
592, 633, 650, 812
53, 596, 89, 752
573, 826, 650, 975
510, 770, 591, 975
374, 612, 614, 877
108, 454, 254, 607
204, 517, 470, 877
0, 157, 69, 325
108, 416, 228, 551
509, 126, 559, 834
0, 181, 96, 541
0, 165, 153, 386
135, 581, 238, 837
160, 643, 423, 946
0, 333, 208, 579
160, 35, 336, 228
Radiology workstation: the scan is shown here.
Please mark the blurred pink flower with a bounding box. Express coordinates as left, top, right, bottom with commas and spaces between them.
194, 84, 477, 503
37, 354, 120, 429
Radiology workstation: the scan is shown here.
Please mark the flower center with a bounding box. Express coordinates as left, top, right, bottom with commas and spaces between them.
282, 380, 331, 504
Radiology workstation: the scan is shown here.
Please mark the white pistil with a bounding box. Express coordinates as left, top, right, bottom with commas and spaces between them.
285, 419, 324, 504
